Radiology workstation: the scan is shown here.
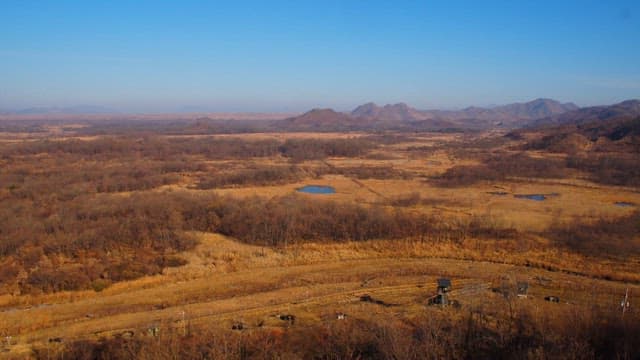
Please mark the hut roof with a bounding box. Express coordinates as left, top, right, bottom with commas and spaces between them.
517, 282, 529, 293
437, 278, 451, 288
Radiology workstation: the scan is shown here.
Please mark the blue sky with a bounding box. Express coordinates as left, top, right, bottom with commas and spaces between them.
1, 1, 639, 112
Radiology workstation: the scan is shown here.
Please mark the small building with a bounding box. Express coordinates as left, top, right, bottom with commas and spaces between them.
517, 282, 529, 298
147, 325, 160, 337
427, 278, 452, 306
437, 278, 451, 305
438, 278, 452, 293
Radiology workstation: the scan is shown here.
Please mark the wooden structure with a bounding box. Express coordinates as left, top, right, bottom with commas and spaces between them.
517, 281, 529, 298
147, 325, 160, 337
437, 278, 451, 305
428, 278, 452, 306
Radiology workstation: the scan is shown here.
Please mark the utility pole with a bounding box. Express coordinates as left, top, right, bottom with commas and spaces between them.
621, 287, 630, 318
180, 310, 186, 336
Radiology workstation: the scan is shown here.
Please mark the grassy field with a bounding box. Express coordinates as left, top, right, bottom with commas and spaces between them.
0, 129, 638, 358
4, 234, 638, 354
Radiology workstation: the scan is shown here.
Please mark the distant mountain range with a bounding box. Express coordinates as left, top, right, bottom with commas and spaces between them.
278, 98, 584, 131
10, 105, 116, 115
512, 102, 640, 154
525, 99, 640, 127
352, 98, 578, 127
352, 102, 430, 122
496, 98, 579, 119
5, 99, 640, 133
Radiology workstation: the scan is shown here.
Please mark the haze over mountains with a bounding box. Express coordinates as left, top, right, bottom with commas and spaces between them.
352, 98, 578, 125
279, 98, 589, 131
352, 102, 430, 122
3, 98, 639, 133
526, 99, 640, 127
9, 105, 117, 115
510, 101, 640, 155
351, 99, 578, 127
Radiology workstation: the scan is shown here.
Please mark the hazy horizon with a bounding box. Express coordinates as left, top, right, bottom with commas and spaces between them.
2, 1, 639, 113
0, 97, 593, 115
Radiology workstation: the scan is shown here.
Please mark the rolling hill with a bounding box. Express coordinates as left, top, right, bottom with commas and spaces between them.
418, 98, 578, 128
526, 99, 640, 127
351, 102, 429, 122
349, 98, 579, 129
277, 108, 364, 131
510, 100, 640, 154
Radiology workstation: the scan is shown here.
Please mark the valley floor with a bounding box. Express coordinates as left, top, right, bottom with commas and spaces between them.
0, 130, 638, 358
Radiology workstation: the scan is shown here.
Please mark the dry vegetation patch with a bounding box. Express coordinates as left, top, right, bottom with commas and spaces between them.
0, 128, 639, 358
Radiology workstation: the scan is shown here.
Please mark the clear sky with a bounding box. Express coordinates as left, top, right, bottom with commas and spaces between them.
1, 0, 639, 112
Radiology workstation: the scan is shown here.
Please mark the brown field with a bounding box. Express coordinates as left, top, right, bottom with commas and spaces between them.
0, 126, 638, 358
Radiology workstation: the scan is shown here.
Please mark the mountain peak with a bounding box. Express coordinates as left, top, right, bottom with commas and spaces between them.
351, 103, 379, 117
385, 102, 409, 108
351, 102, 425, 121
495, 98, 578, 120
281, 107, 355, 130
526, 99, 640, 127
619, 99, 640, 108
306, 108, 337, 114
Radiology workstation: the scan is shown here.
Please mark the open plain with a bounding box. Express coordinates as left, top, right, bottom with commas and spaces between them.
0, 123, 638, 358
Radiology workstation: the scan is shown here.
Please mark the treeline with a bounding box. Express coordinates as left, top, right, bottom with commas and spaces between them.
5, 183, 629, 294
3, 136, 378, 162
44, 305, 640, 360
195, 165, 306, 189
278, 138, 375, 161
336, 165, 413, 180
432, 153, 567, 187
0, 191, 517, 294
4, 136, 282, 160
0, 193, 201, 294
547, 210, 640, 258
215, 194, 422, 246
212, 195, 516, 247
0, 155, 204, 198
432, 149, 640, 188
193, 163, 412, 190
566, 155, 640, 187
0, 135, 384, 199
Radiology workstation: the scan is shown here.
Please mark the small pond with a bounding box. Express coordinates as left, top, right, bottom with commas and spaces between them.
514, 193, 559, 201
615, 202, 635, 207
514, 194, 547, 201
297, 185, 336, 194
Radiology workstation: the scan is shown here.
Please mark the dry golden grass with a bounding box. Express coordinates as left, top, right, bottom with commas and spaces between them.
157, 131, 640, 231
2, 232, 638, 357
163, 131, 369, 141
1, 131, 639, 358
188, 175, 639, 233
